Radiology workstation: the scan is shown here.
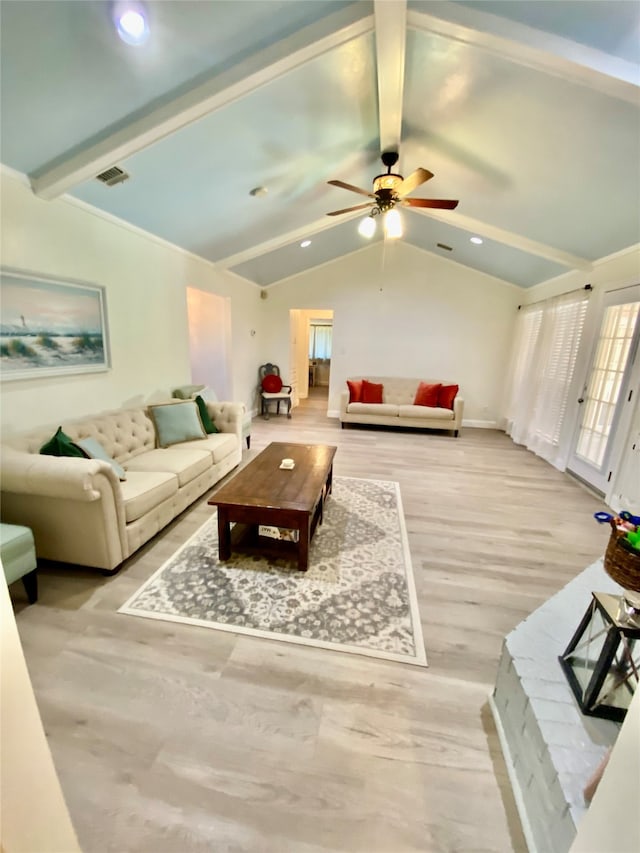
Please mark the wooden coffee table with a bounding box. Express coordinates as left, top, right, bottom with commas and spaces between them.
208, 441, 337, 570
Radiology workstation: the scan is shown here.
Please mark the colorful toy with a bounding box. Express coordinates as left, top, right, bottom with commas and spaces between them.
626, 529, 640, 552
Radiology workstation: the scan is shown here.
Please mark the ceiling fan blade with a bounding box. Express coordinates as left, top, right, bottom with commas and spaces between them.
396, 168, 433, 198
403, 198, 459, 210
328, 179, 376, 199
326, 202, 374, 216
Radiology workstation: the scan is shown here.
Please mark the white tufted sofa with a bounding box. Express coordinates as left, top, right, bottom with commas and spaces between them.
0, 401, 243, 572
339, 377, 464, 436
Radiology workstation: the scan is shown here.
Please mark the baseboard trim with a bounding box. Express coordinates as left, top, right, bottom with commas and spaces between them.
462, 419, 498, 429
326, 412, 497, 429
489, 693, 538, 853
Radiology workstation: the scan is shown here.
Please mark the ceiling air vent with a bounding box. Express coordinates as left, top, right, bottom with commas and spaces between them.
95, 166, 129, 187
436, 242, 453, 251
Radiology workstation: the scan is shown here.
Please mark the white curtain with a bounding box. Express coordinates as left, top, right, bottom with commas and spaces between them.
505, 290, 590, 469
309, 325, 332, 360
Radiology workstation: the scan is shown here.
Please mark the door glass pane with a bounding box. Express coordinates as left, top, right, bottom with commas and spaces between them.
575, 301, 640, 468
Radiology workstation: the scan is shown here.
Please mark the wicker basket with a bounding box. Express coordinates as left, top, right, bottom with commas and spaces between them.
604, 521, 640, 592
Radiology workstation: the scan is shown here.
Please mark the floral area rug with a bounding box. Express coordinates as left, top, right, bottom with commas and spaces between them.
118, 477, 427, 666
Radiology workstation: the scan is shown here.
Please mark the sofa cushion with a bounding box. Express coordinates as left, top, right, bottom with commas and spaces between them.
348, 402, 398, 417
438, 384, 459, 409
148, 401, 206, 448
75, 436, 127, 480
177, 432, 238, 465
361, 380, 383, 404
120, 471, 178, 523
398, 405, 455, 420
39, 427, 86, 458
347, 379, 363, 403
124, 448, 212, 487
414, 382, 441, 407
194, 395, 219, 434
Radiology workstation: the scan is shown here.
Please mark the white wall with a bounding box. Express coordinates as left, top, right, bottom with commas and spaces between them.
261, 241, 521, 422
0, 170, 262, 435
186, 286, 231, 399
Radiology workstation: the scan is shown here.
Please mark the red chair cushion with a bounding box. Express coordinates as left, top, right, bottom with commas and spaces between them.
262, 374, 283, 393
414, 382, 441, 407
361, 380, 384, 404
438, 384, 459, 409
346, 379, 363, 403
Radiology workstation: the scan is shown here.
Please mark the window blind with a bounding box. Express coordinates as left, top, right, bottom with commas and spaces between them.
505, 290, 590, 469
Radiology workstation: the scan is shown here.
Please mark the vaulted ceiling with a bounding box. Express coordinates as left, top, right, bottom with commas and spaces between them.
1, 0, 639, 288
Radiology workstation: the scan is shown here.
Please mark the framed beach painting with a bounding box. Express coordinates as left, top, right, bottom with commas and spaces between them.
0, 268, 111, 381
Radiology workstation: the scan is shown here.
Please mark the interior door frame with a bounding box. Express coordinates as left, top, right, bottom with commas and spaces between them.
567, 283, 640, 493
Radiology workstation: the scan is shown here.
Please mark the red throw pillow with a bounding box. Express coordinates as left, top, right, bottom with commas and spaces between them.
262, 374, 283, 393
438, 384, 459, 410
361, 380, 383, 404
346, 379, 363, 403
414, 382, 441, 407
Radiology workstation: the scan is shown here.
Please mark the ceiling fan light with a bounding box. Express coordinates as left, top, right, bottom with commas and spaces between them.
384, 208, 402, 239
358, 215, 376, 238
373, 173, 403, 194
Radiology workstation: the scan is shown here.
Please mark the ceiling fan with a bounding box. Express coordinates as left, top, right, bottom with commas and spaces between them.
326, 151, 458, 236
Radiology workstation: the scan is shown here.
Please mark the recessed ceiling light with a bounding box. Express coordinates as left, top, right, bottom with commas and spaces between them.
300, 240, 311, 248
470, 236, 483, 245
113, 2, 149, 45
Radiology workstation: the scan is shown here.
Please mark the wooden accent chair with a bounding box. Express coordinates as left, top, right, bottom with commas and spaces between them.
258, 363, 293, 420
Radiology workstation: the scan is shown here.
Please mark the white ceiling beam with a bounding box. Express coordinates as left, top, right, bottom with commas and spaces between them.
374, 0, 407, 158
30, 5, 374, 200
408, 6, 639, 104
217, 212, 364, 270
411, 207, 593, 271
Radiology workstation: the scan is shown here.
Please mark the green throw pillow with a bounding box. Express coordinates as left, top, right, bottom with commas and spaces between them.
149, 401, 207, 448
39, 426, 86, 458
195, 395, 219, 434
75, 437, 127, 481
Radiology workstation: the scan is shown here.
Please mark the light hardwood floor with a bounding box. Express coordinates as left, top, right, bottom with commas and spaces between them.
10, 389, 609, 853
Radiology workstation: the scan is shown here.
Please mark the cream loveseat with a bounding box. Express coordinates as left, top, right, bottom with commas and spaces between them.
0, 400, 244, 573
339, 376, 463, 436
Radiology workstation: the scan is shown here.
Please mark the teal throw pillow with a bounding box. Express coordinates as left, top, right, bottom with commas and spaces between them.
195, 395, 219, 434
39, 426, 86, 458
149, 401, 207, 448
75, 437, 127, 481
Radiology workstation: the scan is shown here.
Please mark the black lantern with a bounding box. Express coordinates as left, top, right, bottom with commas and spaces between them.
559, 591, 639, 722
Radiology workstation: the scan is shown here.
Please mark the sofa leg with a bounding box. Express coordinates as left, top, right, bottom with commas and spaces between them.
100, 566, 121, 577
246, 436, 251, 449
22, 569, 38, 604
341, 422, 345, 429
454, 429, 459, 437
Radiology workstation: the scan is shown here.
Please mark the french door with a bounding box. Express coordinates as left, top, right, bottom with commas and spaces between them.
567, 285, 640, 493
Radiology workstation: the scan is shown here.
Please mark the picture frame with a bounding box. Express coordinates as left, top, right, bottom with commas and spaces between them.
0, 268, 111, 381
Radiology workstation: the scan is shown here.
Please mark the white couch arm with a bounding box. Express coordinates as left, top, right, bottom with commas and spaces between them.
207, 402, 244, 442
453, 396, 464, 426
340, 391, 349, 416
0, 448, 118, 501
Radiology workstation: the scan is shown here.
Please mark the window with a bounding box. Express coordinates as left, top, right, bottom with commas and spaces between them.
309, 322, 332, 360
575, 300, 640, 468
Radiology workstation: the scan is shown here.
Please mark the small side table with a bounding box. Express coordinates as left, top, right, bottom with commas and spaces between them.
559, 591, 639, 722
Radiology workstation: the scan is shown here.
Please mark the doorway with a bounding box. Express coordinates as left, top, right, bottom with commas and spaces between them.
308, 315, 333, 396
567, 285, 640, 493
